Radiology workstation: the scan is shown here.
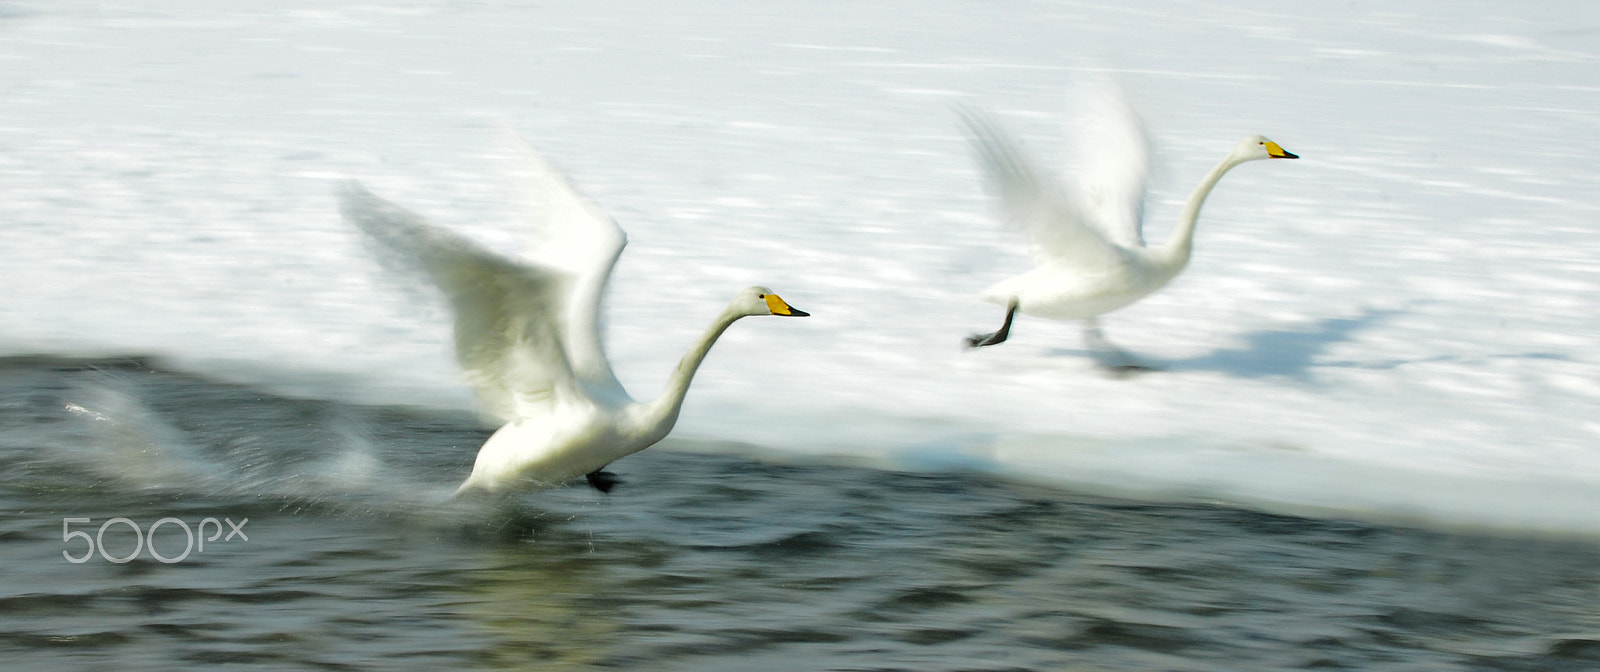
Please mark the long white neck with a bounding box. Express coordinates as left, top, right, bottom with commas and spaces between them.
636, 305, 744, 442
1159, 152, 1250, 269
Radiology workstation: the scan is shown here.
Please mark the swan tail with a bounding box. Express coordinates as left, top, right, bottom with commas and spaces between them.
450, 476, 481, 499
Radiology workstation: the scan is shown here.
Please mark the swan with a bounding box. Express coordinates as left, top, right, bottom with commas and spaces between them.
959, 97, 1297, 369
338, 140, 808, 495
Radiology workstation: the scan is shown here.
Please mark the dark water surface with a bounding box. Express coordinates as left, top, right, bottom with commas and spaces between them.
1, 357, 1597, 671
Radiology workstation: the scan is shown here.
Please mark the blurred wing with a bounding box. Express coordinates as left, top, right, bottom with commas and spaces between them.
1072, 86, 1151, 248
501, 135, 629, 403
957, 106, 1121, 268
340, 181, 578, 422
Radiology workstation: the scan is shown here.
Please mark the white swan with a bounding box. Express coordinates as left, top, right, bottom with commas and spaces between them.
959, 98, 1297, 369
339, 141, 807, 495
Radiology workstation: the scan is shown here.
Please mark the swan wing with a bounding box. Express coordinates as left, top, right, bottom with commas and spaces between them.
1072, 86, 1151, 248
502, 136, 630, 404
340, 181, 580, 422
957, 107, 1122, 269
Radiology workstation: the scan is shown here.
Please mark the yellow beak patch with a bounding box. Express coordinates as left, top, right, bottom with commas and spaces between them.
764, 293, 809, 317
1264, 141, 1299, 159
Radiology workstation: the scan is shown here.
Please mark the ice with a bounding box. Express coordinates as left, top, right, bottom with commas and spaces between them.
2, 0, 1597, 531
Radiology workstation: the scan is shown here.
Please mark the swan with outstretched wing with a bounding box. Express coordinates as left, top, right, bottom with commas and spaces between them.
340, 139, 807, 495
959, 93, 1298, 370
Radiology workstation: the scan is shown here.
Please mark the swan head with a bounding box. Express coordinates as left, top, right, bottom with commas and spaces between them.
732, 286, 809, 318
1233, 135, 1299, 162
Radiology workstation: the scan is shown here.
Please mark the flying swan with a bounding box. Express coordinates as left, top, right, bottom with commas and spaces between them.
959, 96, 1298, 369
339, 141, 808, 495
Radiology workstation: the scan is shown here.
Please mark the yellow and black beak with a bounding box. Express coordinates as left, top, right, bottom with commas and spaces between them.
763, 293, 809, 317
1265, 141, 1299, 159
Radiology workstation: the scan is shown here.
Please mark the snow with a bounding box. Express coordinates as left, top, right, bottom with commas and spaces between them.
2, 0, 1598, 531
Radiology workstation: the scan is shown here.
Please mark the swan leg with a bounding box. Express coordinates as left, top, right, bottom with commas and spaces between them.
585, 469, 623, 493
965, 300, 1019, 349
1082, 318, 1153, 374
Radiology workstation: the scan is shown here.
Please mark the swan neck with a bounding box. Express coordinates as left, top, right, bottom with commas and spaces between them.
640, 305, 743, 438
1164, 153, 1246, 265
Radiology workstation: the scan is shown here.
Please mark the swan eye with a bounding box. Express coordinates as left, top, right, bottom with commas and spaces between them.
757, 294, 766, 299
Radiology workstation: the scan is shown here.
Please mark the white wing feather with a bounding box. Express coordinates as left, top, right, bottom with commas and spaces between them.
957, 107, 1124, 270
1072, 86, 1152, 248
500, 136, 630, 405
339, 182, 580, 422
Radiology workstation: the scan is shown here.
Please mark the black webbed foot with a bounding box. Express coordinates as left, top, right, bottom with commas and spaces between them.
964, 300, 1019, 350
965, 330, 1007, 348
1082, 318, 1155, 376
585, 470, 623, 493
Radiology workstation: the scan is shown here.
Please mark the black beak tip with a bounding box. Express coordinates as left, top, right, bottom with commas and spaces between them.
785, 308, 810, 317
1279, 151, 1300, 159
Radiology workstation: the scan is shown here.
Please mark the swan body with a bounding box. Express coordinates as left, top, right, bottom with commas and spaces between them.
339, 140, 806, 495
959, 99, 1297, 364
461, 285, 797, 493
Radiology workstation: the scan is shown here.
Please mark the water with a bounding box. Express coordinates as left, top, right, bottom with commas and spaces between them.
4, 1, 1600, 668
2, 357, 1598, 671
